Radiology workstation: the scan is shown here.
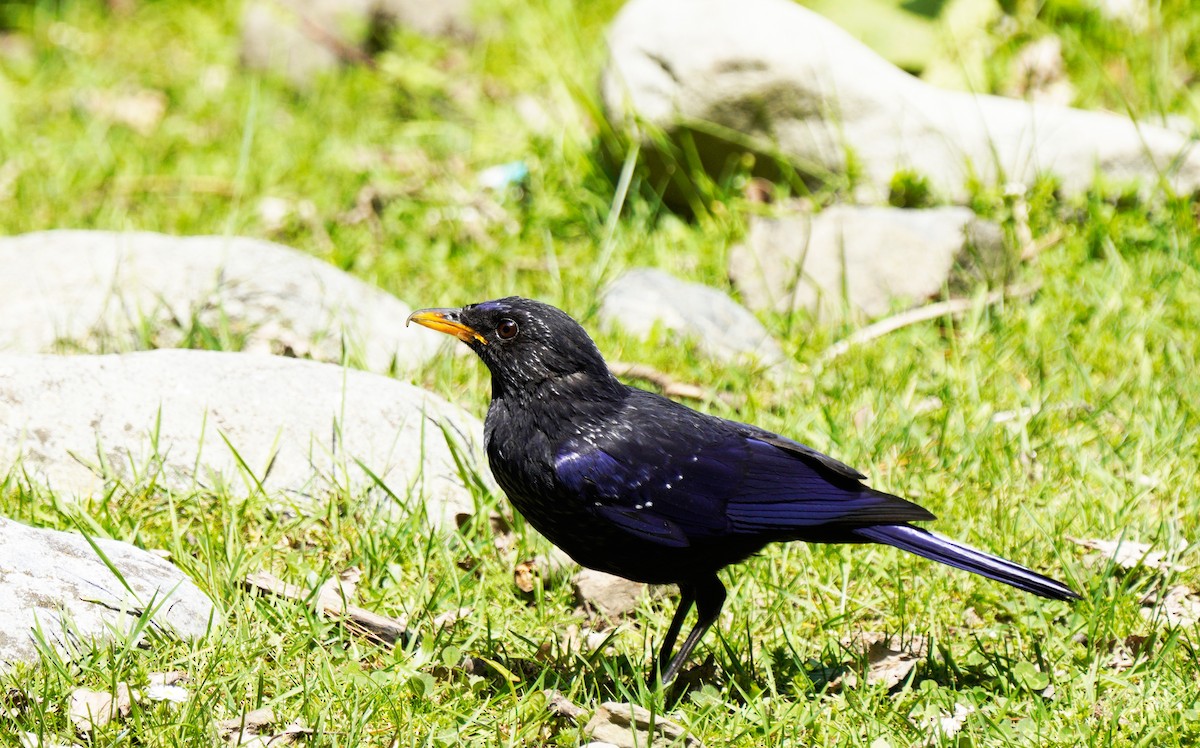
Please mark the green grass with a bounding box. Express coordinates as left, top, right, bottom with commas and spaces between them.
2, 0, 1200, 745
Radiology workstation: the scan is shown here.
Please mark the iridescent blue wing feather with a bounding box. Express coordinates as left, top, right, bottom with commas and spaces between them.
552, 392, 932, 548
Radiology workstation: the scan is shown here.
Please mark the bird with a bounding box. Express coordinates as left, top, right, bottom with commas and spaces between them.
407, 296, 1079, 685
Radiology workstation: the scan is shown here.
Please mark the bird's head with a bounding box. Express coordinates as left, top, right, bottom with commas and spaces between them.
407, 297, 620, 399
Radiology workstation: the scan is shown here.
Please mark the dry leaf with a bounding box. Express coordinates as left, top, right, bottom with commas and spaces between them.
1141, 585, 1200, 627
1107, 634, 1150, 671
490, 513, 515, 553
69, 684, 132, 732
840, 632, 928, 689
216, 706, 275, 738
1069, 536, 1189, 572
514, 559, 539, 593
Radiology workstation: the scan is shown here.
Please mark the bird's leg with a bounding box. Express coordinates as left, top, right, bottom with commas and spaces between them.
659, 576, 726, 686
654, 583, 696, 677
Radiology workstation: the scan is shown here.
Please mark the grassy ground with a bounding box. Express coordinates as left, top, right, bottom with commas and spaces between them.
1, 0, 1199, 745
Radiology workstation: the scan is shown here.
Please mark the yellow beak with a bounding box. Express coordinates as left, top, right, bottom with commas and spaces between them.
406, 308, 487, 345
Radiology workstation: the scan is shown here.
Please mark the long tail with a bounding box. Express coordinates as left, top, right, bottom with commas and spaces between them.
854, 524, 1080, 601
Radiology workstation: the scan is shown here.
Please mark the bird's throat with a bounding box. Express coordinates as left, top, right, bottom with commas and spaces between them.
490, 366, 624, 405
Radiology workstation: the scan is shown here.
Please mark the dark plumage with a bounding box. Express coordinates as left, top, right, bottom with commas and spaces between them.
408, 296, 1079, 684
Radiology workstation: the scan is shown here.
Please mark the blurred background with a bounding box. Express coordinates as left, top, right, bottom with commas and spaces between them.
1, 0, 1195, 329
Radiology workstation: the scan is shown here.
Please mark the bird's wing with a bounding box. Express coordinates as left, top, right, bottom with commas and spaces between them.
742, 427, 867, 482
553, 432, 740, 544
553, 410, 933, 547
719, 436, 933, 531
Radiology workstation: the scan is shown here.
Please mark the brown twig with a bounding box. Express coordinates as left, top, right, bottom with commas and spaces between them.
243, 570, 408, 646
817, 282, 1042, 364
608, 362, 709, 401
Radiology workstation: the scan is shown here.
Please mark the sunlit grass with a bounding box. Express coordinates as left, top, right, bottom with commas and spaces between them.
1, 0, 1199, 745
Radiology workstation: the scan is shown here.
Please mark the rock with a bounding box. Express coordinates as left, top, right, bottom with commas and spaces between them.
573, 569, 646, 619
0, 231, 445, 375
728, 205, 1006, 319
240, 0, 473, 88
599, 269, 788, 371
0, 516, 215, 671
376, 0, 474, 38
0, 350, 489, 529
585, 702, 702, 748
601, 0, 1200, 204
240, 0, 372, 89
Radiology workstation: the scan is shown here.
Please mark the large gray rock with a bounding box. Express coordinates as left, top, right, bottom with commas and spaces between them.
0, 231, 444, 375
599, 268, 787, 370
728, 205, 1005, 319
0, 350, 489, 528
602, 0, 1200, 203
0, 516, 215, 671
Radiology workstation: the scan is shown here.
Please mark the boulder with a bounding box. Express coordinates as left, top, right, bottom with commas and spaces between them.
728, 205, 1005, 319
0, 516, 215, 670
0, 231, 445, 375
602, 0, 1200, 203
599, 268, 787, 370
0, 350, 489, 529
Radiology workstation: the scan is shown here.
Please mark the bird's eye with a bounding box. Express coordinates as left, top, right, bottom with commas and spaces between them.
496, 318, 519, 340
